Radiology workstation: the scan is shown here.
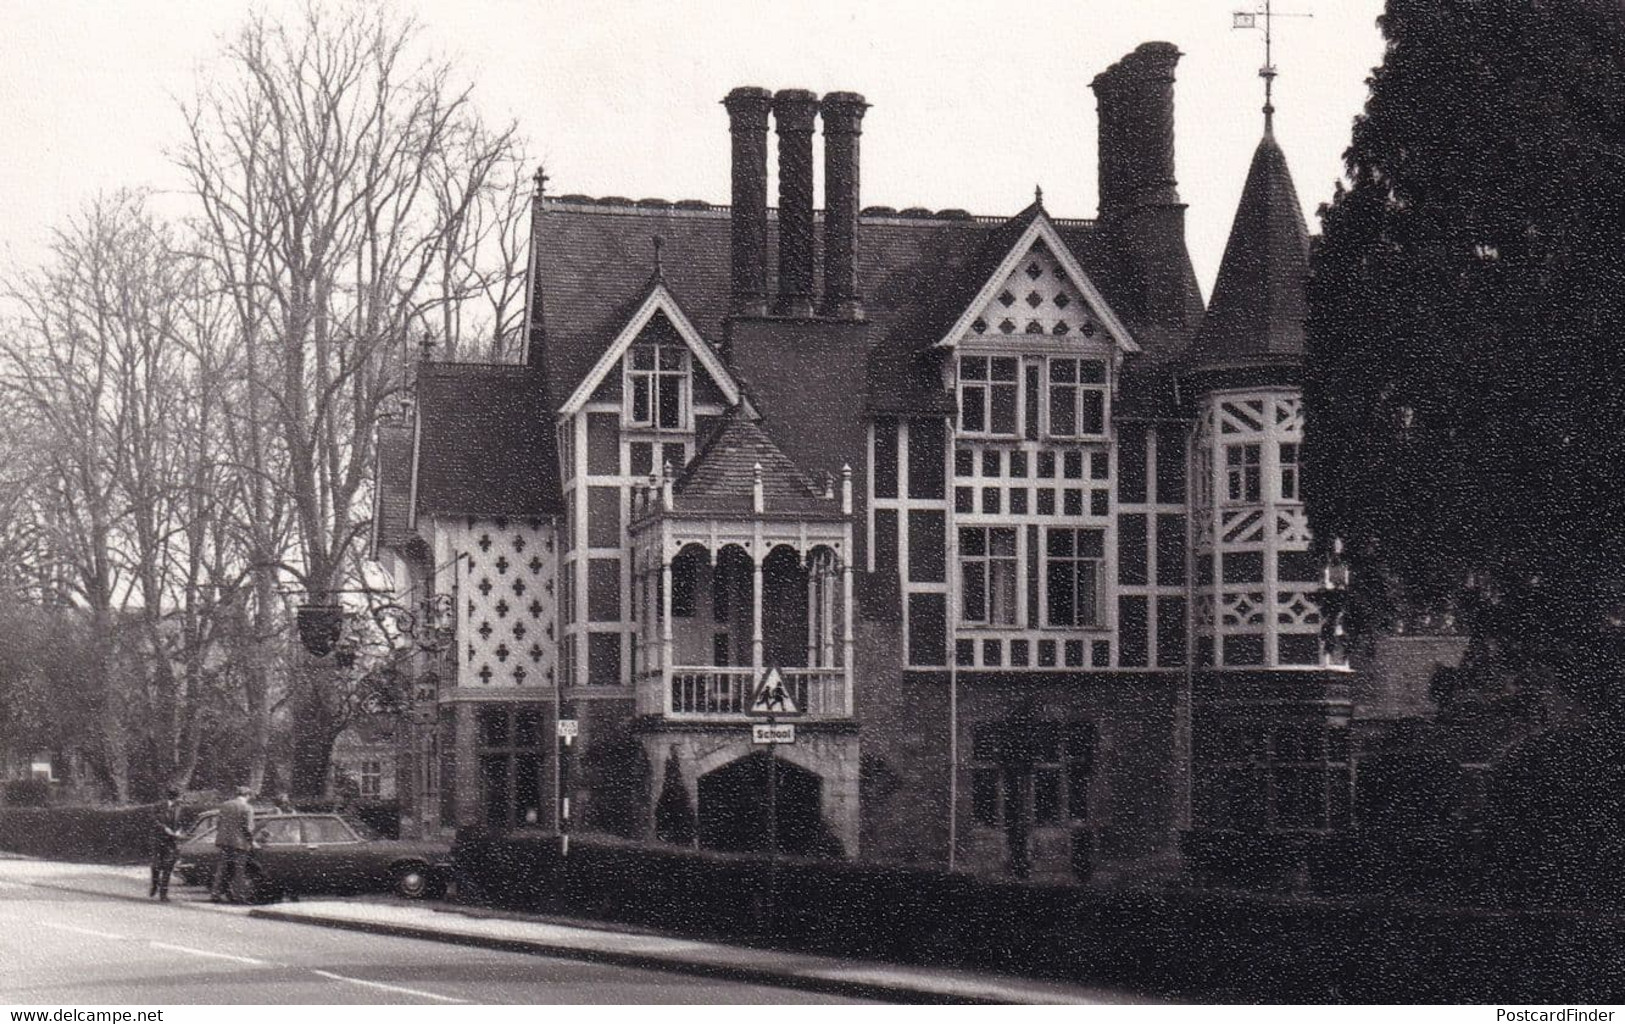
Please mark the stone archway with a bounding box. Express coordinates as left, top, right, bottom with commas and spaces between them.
696, 751, 842, 858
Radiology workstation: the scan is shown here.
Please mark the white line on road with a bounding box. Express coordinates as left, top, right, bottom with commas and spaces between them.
310, 969, 470, 1004
149, 941, 268, 966
39, 921, 126, 941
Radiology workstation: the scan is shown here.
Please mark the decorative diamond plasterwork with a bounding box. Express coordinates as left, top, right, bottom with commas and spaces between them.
456, 518, 558, 688
962, 243, 1101, 343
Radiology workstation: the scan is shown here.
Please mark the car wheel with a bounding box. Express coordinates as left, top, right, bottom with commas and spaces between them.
393, 864, 433, 899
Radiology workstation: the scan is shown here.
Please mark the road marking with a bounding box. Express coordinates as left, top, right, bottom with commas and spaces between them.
150, 941, 268, 966
310, 969, 469, 1004
40, 922, 126, 941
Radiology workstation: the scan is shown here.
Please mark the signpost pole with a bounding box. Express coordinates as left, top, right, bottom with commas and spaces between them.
766, 712, 777, 939
746, 666, 798, 940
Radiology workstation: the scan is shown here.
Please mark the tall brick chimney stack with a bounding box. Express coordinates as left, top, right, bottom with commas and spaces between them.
772, 89, 820, 318
1092, 42, 1181, 220
1090, 43, 1199, 332
725, 87, 773, 316
820, 92, 868, 320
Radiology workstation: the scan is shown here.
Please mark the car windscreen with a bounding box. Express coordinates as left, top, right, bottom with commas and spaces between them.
255, 818, 303, 845
300, 816, 359, 844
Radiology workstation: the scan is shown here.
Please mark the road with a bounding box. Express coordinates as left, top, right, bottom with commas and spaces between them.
0, 862, 864, 1004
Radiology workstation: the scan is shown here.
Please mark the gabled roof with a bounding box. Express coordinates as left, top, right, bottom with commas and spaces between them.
1184, 129, 1312, 373
530, 198, 1202, 419
529, 202, 732, 411
412, 363, 562, 519
667, 407, 844, 517
559, 277, 741, 415
933, 204, 1139, 355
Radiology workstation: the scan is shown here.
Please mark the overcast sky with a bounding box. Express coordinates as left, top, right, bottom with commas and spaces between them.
0, 0, 1387, 300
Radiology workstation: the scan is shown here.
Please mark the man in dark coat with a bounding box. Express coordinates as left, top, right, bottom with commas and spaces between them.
148, 788, 184, 901
209, 786, 256, 903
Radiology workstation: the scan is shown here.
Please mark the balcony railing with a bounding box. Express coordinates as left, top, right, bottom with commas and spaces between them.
667, 666, 849, 720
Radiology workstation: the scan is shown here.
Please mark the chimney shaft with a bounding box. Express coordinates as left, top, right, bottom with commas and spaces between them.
1091, 43, 1181, 220
820, 92, 868, 319
725, 87, 773, 316
773, 89, 820, 318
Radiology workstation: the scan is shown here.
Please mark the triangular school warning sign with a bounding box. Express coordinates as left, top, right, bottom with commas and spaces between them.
747, 666, 800, 716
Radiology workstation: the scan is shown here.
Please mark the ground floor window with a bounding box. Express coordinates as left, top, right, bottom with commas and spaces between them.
1196, 717, 1351, 831
476, 703, 549, 830
968, 719, 1097, 827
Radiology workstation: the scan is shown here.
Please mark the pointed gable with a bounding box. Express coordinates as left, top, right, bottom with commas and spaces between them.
1186, 131, 1312, 372
559, 278, 740, 415
963, 236, 1109, 344
935, 207, 1139, 355
670, 409, 843, 517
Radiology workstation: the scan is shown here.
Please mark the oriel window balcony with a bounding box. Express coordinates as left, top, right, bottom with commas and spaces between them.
627, 412, 855, 723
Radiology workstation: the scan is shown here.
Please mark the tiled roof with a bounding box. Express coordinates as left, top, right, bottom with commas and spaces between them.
669, 407, 843, 517
371, 420, 417, 556
413, 363, 563, 518
1185, 130, 1311, 372
530, 198, 1201, 417
530, 202, 731, 411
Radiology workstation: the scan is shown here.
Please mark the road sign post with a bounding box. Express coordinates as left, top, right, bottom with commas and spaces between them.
558, 716, 577, 856
745, 666, 804, 939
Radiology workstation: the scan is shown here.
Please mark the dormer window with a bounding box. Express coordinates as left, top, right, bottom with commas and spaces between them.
1047, 357, 1107, 438
627, 342, 689, 430
958, 355, 1019, 436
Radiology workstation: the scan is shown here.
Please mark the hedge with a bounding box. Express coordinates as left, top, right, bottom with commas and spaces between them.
0, 804, 178, 864
453, 830, 1625, 1002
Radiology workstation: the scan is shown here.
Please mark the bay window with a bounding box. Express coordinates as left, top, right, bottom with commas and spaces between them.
1279, 442, 1301, 501
1225, 443, 1262, 503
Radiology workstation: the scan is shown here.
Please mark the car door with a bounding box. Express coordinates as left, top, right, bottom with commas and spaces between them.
297, 815, 367, 892
249, 817, 305, 890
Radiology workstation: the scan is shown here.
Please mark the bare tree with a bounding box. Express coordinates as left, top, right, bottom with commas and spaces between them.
178, 3, 524, 794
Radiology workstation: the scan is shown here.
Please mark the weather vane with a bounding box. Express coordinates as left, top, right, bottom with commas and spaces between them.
1233, 0, 1313, 131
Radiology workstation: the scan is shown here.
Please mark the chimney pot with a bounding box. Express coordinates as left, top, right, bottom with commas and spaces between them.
821, 91, 869, 319
773, 89, 820, 318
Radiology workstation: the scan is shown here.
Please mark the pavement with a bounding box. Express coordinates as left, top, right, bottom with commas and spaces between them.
0, 856, 1149, 1004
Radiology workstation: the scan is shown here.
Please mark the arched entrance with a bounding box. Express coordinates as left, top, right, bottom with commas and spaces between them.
697, 752, 841, 858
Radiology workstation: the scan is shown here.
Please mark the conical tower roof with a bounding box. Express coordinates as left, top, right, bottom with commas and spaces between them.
1185, 128, 1311, 375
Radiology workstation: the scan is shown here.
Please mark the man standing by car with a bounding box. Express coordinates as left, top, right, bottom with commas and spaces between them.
209, 786, 255, 903
149, 788, 184, 901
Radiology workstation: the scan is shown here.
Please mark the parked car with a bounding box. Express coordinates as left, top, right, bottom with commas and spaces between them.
174, 812, 451, 901
181, 803, 286, 843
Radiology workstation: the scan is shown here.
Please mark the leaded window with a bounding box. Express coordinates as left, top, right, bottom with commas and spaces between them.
1047, 357, 1107, 438
960, 526, 1018, 626
958, 355, 1019, 436
1045, 527, 1104, 627
1279, 442, 1301, 501
1225, 443, 1262, 503
627, 343, 688, 430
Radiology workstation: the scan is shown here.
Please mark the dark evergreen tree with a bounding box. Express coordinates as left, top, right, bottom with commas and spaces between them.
1306, 0, 1625, 718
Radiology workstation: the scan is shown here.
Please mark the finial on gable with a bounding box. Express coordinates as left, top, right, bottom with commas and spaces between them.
652, 235, 665, 281
1034, 184, 1044, 207
533, 165, 549, 195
